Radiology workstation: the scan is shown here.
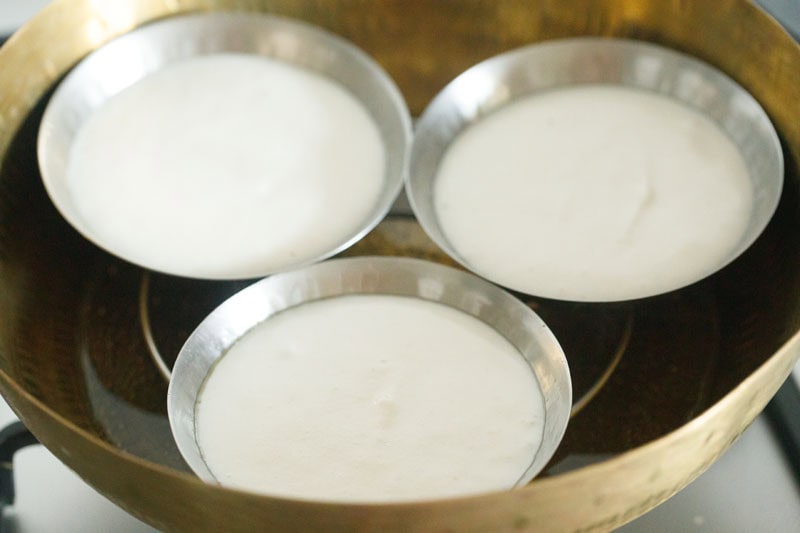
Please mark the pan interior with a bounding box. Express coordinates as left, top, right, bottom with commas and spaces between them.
2, 93, 799, 475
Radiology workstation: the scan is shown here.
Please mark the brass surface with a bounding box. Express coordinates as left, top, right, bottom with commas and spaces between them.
0, 0, 799, 531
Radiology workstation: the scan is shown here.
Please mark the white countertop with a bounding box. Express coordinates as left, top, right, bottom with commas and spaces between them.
0, 0, 51, 36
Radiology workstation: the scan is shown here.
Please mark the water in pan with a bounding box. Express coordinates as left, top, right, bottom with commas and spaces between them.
73, 215, 722, 474
2, 94, 798, 481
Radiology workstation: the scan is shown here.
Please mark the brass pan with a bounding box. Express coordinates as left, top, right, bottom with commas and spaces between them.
0, 0, 799, 531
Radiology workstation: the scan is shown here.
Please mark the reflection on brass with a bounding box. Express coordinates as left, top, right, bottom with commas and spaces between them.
138, 273, 171, 382
0, 0, 799, 531
570, 314, 631, 417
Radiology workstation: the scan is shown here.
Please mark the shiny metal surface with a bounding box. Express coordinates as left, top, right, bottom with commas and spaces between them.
37, 11, 412, 279
407, 37, 784, 302
168, 256, 572, 493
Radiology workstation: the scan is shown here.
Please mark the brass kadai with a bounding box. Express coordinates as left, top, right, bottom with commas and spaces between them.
0, 0, 799, 531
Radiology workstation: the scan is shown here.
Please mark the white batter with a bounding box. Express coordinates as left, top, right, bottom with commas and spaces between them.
66, 53, 385, 278
434, 85, 754, 301
196, 294, 545, 502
